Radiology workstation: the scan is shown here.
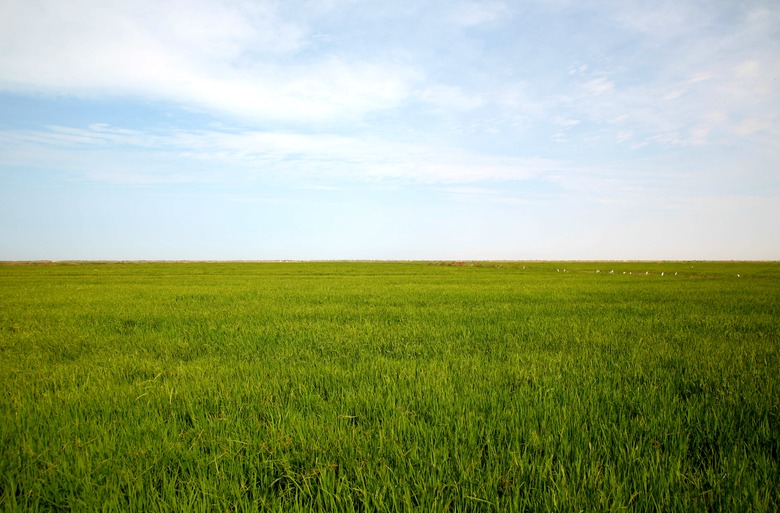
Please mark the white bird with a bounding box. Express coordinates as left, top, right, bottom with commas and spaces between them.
661, 272, 664, 276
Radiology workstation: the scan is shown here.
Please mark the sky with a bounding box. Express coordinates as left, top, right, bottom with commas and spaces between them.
1, 0, 779, 260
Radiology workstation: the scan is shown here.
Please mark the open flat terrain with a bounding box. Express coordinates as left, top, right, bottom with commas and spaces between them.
1, 261, 778, 511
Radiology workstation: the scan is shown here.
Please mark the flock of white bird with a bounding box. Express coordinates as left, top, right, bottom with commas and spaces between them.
550, 269, 742, 278
554, 268, 681, 276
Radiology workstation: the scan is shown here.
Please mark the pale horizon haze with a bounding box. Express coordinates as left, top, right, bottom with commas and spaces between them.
1, 0, 779, 260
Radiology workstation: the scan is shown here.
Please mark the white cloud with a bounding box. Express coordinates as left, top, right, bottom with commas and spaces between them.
186, 58, 419, 122
582, 77, 615, 96
553, 54, 779, 149
441, 186, 528, 206
450, 1, 509, 26
417, 84, 485, 111
0, 0, 418, 124
0, 0, 303, 83
611, 1, 707, 41
733, 118, 773, 136
553, 116, 580, 128
662, 90, 685, 101
539, 2, 775, 149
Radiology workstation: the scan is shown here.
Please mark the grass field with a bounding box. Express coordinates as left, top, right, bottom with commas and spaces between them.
1, 261, 778, 511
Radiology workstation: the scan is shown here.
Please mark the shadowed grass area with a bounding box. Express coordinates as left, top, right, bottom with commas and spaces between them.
1, 261, 778, 511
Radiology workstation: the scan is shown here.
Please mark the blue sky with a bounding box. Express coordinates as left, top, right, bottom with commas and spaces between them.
1, 0, 778, 260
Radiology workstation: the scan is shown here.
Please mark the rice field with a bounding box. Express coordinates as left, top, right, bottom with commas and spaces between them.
1, 261, 778, 511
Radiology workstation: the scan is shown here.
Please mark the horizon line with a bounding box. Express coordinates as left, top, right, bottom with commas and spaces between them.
2, 259, 778, 265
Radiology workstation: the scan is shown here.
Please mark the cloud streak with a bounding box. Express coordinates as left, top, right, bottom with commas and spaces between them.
0, 123, 563, 186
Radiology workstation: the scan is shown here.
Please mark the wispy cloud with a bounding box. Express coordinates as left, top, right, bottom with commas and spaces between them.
0, 123, 563, 186
450, 1, 509, 27
416, 85, 485, 112
441, 186, 530, 206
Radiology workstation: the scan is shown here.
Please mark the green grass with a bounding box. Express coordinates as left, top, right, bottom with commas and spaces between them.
1, 261, 778, 511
